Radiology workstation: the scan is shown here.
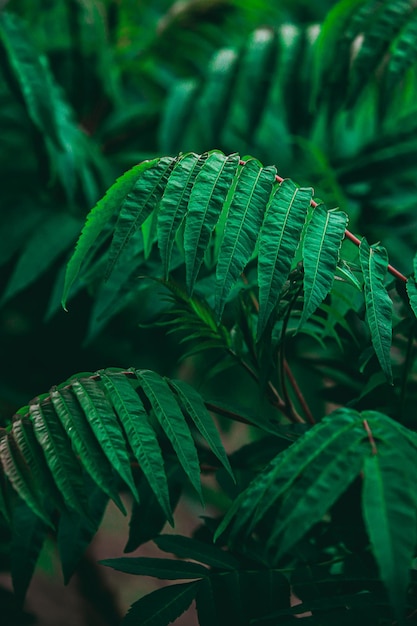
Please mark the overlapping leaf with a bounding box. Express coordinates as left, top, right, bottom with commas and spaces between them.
299, 206, 348, 328
359, 239, 393, 383
157, 152, 206, 277
50, 386, 125, 511
135, 370, 203, 502
257, 180, 312, 337
184, 151, 240, 293
0, 368, 230, 539
105, 156, 176, 278
71, 378, 138, 498
215, 409, 369, 549
362, 413, 417, 620
100, 371, 172, 523
62, 159, 158, 308
215, 159, 277, 319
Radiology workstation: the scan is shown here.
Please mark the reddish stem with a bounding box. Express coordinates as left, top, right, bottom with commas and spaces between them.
239, 160, 408, 283
284, 360, 316, 425
363, 419, 378, 455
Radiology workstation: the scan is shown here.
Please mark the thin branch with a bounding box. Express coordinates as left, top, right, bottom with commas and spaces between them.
284, 359, 316, 425
363, 419, 378, 455
239, 159, 408, 284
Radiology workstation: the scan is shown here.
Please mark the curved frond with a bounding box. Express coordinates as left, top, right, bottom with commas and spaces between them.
105, 156, 176, 278
215, 409, 368, 550
1, 368, 230, 533
361, 412, 417, 620
347, 0, 413, 107
62, 159, 158, 309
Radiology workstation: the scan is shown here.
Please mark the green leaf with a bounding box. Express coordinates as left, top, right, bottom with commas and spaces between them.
124, 462, 183, 552
159, 80, 199, 153
362, 442, 417, 620
225, 28, 278, 146
267, 436, 368, 559
101, 556, 208, 579
0, 430, 52, 526
135, 370, 203, 502
11, 417, 62, 521
155, 535, 239, 571
123, 581, 199, 626
215, 409, 364, 544
184, 152, 240, 294
347, 0, 412, 107
50, 386, 125, 513
384, 9, 417, 92
105, 156, 176, 279
167, 378, 233, 479
299, 206, 348, 327
359, 239, 393, 383
58, 478, 109, 584
11, 499, 49, 605
2, 213, 82, 303
215, 160, 276, 319
29, 400, 89, 518
257, 180, 312, 337
71, 378, 138, 499
0, 11, 62, 149
62, 159, 158, 309
157, 153, 205, 277
100, 371, 172, 523
196, 49, 239, 147
406, 277, 417, 319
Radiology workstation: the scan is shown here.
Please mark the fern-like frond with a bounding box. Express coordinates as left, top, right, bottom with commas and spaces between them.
63, 152, 348, 332
216, 410, 417, 617
361, 411, 417, 620
62, 159, 159, 309
105, 156, 176, 278
1, 369, 231, 532
346, 0, 413, 107
103, 540, 290, 626
0, 11, 105, 205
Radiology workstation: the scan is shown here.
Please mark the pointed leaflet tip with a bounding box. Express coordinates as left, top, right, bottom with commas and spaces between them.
61, 159, 159, 310
359, 239, 393, 384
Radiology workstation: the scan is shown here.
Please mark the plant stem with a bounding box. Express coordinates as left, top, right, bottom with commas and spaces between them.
363, 419, 377, 455
284, 360, 316, 424
239, 159, 408, 283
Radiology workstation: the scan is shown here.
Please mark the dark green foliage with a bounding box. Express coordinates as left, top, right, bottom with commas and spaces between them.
4, 1, 417, 625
